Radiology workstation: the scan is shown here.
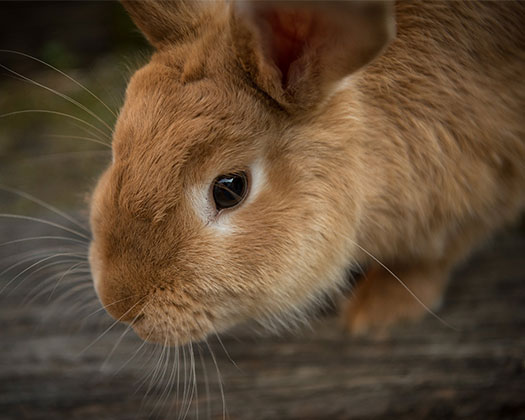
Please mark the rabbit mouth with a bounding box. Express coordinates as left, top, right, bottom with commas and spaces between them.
130, 305, 214, 347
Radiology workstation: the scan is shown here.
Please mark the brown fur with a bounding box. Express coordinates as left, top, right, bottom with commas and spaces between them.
89, 0, 525, 344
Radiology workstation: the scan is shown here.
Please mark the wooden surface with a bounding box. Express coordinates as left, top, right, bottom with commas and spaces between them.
0, 221, 524, 420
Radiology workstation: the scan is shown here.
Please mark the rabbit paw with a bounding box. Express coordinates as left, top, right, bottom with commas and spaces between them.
342, 263, 449, 336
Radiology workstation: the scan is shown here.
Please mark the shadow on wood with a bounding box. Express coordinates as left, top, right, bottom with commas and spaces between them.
0, 222, 524, 419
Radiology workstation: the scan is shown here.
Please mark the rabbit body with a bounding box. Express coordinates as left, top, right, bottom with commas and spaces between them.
89, 1, 525, 343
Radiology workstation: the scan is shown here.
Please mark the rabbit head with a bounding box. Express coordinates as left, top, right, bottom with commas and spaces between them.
89, 0, 394, 345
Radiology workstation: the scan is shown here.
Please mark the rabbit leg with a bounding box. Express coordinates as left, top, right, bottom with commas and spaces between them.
342, 261, 451, 336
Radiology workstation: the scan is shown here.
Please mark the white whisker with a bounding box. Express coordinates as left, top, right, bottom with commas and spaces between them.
0, 63, 115, 135
163, 343, 180, 416
143, 336, 168, 410
1, 253, 86, 295
12, 150, 110, 165
348, 239, 458, 331
101, 308, 145, 372
179, 345, 188, 420
49, 282, 93, 306
0, 235, 88, 248
46, 133, 111, 149
83, 294, 143, 319
187, 341, 198, 420
22, 261, 88, 305
0, 214, 90, 240
0, 110, 111, 141
0, 49, 118, 119
112, 326, 153, 377
205, 339, 227, 420
0, 248, 79, 278
151, 337, 173, 418
197, 346, 211, 420
47, 261, 88, 300
0, 186, 90, 233
213, 331, 239, 371
134, 343, 163, 398
78, 295, 148, 355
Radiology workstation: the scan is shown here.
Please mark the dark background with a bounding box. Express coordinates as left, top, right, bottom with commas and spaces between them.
0, 2, 524, 419
1, 1, 147, 71
0, 1, 149, 212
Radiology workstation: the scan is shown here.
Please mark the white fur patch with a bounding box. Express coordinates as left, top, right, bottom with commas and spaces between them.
245, 159, 266, 207
189, 159, 267, 234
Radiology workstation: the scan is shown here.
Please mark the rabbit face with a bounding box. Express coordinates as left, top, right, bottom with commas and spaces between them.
89, 0, 394, 344
89, 55, 365, 345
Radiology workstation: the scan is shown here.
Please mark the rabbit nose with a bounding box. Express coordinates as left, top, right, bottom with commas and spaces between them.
96, 277, 146, 323
89, 243, 147, 324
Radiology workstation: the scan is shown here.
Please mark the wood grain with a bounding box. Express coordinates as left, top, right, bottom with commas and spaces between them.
0, 222, 524, 419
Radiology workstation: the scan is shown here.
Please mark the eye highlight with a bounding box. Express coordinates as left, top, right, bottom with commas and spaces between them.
212, 172, 249, 211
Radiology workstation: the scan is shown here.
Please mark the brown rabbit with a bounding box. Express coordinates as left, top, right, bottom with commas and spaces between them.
88, 0, 525, 345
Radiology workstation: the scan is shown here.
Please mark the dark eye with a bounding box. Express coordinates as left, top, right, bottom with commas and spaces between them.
212, 172, 248, 211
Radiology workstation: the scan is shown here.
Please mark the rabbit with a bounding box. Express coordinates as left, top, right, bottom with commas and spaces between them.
88, 0, 525, 345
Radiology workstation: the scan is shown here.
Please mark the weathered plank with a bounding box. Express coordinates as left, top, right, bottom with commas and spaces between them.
0, 222, 524, 419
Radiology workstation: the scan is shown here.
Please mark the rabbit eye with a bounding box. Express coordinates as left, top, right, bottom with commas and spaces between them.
212, 172, 248, 211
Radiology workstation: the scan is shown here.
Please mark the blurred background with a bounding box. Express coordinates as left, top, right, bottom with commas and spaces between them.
0, 2, 524, 420
0, 1, 149, 214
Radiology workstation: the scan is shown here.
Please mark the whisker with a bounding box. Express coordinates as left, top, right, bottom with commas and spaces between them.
0, 110, 111, 141
0, 248, 79, 278
197, 346, 211, 420
112, 326, 153, 377
1, 253, 86, 295
13, 260, 86, 299
205, 339, 227, 420
0, 63, 114, 134
178, 344, 189, 420
15, 150, 110, 164
143, 336, 168, 410
59, 289, 97, 315
48, 281, 93, 307
78, 295, 148, 355
348, 239, 459, 331
47, 261, 88, 300
151, 337, 172, 418
0, 214, 90, 240
135, 343, 163, 398
28, 277, 92, 312
154, 352, 172, 418
77, 299, 106, 327
84, 294, 144, 319
213, 331, 239, 371
38, 280, 94, 322
46, 134, 111, 149
175, 341, 181, 417
42, 282, 96, 328
162, 343, 180, 417
0, 49, 118, 119
22, 261, 88, 305
101, 308, 146, 372
0, 186, 90, 233
0, 235, 88, 248
68, 120, 112, 145
61, 297, 100, 330
30, 280, 94, 332
186, 341, 198, 420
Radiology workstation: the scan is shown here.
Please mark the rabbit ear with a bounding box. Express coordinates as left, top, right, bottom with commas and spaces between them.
231, 1, 395, 110
121, 0, 209, 48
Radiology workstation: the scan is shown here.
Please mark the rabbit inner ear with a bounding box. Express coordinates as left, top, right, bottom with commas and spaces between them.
259, 8, 318, 88
233, 1, 395, 107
